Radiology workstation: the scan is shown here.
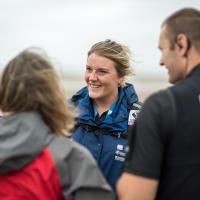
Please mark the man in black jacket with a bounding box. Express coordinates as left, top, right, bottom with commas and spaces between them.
117, 8, 200, 200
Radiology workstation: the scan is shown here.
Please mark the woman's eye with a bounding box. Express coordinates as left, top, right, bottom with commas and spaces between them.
98, 71, 107, 75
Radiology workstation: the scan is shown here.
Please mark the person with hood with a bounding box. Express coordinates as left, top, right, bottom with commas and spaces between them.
70, 39, 141, 191
0, 49, 114, 200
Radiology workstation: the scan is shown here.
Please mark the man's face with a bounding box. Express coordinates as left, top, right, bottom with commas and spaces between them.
158, 28, 187, 84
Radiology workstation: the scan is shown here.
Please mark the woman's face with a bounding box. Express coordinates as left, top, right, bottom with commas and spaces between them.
85, 53, 123, 104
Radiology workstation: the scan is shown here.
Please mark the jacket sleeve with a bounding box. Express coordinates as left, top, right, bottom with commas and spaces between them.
48, 136, 114, 200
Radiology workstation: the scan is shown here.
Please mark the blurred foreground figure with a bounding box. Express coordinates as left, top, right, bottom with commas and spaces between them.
0, 49, 114, 200
117, 8, 200, 200
70, 39, 141, 191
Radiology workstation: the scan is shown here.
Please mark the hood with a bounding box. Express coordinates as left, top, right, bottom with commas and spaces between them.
0, 111, 53, 174
70, 83, 138, 131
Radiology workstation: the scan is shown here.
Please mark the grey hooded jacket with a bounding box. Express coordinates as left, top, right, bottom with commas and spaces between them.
0, 112, 114, 200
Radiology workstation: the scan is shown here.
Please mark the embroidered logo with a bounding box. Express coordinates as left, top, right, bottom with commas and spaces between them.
128, 110, 140, 125
115, 156, 125, 162
117, 144, 123, 151
115, 144, 126, 162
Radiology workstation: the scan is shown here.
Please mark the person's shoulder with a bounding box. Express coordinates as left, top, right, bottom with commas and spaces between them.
170, 78, 192, 94
49, 135, 96, 163
48, 136, 114, 199
140, 87, 175, 115
145, 88, 172, 104
68, 138, 96, 160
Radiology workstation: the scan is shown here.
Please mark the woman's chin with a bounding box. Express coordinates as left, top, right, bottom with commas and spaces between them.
89, 93, 99, 100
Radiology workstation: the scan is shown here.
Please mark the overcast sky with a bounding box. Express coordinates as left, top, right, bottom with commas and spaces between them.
0, 0, 200, 78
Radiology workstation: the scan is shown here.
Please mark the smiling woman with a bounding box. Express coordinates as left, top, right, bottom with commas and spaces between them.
70, 39, 142, 192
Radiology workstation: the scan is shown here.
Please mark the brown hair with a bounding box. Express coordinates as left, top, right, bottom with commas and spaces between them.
0, 49, 75, 135
88, 39, 133, 85
162, 8, 200, 51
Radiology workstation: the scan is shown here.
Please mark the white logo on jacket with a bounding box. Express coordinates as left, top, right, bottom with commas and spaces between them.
115, 144, 126, 162
128, 110, 140, 125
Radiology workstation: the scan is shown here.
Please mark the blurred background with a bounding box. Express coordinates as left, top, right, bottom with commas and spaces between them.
0, 0, 199, 100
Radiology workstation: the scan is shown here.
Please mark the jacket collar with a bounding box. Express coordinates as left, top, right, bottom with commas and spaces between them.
187, 63, 200, 78
71, 83, 138, 126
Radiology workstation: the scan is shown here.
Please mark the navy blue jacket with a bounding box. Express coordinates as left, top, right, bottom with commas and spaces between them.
71, 83, 139, 190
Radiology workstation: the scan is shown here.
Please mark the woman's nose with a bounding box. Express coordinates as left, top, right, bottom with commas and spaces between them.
89, 71, 97, 80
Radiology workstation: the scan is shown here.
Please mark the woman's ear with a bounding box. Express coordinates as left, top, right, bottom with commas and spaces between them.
118, 76, 125, 86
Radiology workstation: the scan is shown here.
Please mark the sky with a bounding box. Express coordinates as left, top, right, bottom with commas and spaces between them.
0, 0, 200, 79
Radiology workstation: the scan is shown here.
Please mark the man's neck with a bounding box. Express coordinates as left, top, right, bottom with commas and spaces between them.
186, 47, 200, 75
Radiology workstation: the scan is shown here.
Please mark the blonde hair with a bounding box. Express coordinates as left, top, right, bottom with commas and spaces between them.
88, 39, 133, 86
0, 49, 75, 135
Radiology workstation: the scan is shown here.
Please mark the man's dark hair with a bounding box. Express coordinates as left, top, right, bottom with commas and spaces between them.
162, 8, 200, 51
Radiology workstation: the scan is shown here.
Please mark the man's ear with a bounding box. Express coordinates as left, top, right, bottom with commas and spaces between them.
176, 34, 190, 57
